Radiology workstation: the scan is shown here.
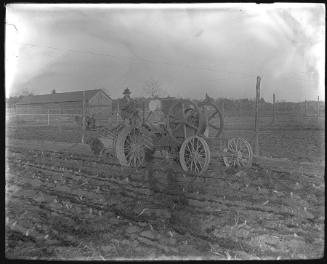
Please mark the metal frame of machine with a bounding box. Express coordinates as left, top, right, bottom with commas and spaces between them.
88, 94, 253, 175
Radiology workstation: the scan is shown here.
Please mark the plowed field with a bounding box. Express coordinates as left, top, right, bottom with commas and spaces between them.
5, 139, 324, 260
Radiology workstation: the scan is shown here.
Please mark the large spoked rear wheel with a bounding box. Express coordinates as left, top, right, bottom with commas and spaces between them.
115, 126, 146, 168
199, 101, 224, 138
179, 135, 211, 175
223, 137, 253, 168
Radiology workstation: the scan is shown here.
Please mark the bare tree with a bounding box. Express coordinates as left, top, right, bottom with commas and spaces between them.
19, 88, 34, 97
143, 79, 164, 98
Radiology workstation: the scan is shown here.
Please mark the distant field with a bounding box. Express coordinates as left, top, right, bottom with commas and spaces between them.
6, 110, 324, 130
6, 125, 97, 143
6, 117, 325, 164
222, 114, 325, 131
6, 111, 325, 163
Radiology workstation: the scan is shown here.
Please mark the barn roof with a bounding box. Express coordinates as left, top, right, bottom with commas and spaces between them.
16, 89, 110, 105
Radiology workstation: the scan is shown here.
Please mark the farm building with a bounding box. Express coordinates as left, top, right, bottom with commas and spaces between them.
6, 97, 21, 114
15, 89, 112, 119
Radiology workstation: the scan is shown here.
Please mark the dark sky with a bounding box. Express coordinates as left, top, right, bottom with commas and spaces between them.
6, 4, 325, 101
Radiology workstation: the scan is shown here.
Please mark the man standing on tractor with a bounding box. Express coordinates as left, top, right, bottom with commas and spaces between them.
120, 87, 140, 125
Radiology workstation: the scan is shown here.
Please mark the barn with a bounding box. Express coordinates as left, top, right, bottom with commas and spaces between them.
15, 89, 112, 119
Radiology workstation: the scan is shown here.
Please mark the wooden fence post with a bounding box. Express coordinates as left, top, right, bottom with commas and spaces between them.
217, 100, 224, 147
254, 132, 259, 157
81, 90, 86, 144
254, 76, 261, 133
142, 101, 145, 124
221, 100, 225, 119
272, 93, 276, 123
304, 99, 307, 117
47, 109, 50, 126
254, 76, 261, 156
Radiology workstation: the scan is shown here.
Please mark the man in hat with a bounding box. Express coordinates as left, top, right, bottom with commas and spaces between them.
123, 87, 131, 102
120, 87, 139, 125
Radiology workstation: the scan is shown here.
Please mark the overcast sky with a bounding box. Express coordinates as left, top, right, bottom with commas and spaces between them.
6, 3, 325, 101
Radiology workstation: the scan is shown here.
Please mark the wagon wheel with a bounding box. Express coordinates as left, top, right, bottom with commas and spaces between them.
179, 135, 211, 175
223, 137, 253, 168
115, 126, 150, 168
198, 101, 224, 138
167, 99, 205, 144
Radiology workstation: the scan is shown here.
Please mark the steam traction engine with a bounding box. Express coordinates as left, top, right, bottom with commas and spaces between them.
88, 94, 253, 175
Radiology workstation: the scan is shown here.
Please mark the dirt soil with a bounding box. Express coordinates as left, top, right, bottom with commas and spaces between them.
5, 139, 324, 260
6, 126, 96, 143
223, 129, 325, 163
